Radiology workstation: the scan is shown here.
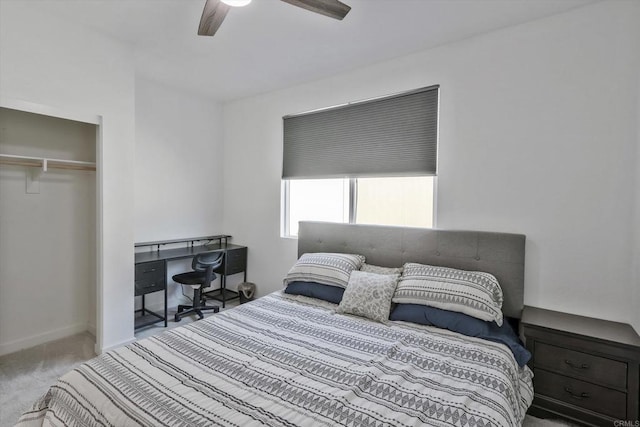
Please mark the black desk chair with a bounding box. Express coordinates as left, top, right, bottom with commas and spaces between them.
173, 251, 224, 322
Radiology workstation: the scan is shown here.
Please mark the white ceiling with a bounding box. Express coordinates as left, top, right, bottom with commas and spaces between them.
35, 0, 597, 102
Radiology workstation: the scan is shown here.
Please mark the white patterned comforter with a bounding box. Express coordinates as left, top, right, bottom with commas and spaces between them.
17, 292, 533, 427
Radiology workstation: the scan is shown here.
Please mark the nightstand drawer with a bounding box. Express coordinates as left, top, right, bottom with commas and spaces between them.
535, 342, 627, 389
534, 369, 627, 419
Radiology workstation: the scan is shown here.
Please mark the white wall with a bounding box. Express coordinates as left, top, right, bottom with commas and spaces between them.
633, 74, 640, 334
134, 78, 224, 242
0, 109, 96, 355
0, 1, 135, 352
134, 77, 225, 310
223, 1, 640, 325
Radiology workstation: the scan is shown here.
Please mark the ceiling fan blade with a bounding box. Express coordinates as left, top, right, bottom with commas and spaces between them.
281, 0, 351, 20
198, 0, 231, 36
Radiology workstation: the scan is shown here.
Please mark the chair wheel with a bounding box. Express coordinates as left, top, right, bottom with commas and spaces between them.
174, 314, 181, 322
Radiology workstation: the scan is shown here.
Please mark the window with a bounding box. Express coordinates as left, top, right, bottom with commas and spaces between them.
285, 178, 350, 237
284, 176, 435, 237
282, 86, 438, 237
356, 176, 434, 227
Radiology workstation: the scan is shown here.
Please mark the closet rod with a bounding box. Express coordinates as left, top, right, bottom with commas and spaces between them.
0, 153, 96, 171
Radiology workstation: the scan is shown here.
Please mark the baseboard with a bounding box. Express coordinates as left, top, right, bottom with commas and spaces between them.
0, 322, 90, 357
96, 336, 136, 355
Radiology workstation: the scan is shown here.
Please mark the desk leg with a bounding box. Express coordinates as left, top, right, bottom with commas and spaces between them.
221, 274, 226, 308
164, 284, 168, 327
141, 294, 145, 313
164, 261, 168, 327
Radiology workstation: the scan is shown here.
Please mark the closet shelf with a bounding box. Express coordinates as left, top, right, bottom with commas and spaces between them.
0, 153, 96, 171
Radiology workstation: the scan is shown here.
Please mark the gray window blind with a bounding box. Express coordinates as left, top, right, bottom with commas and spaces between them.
282, 85, 438, 179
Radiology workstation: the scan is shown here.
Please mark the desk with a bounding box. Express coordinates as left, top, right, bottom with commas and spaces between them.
134, 237, 247, 329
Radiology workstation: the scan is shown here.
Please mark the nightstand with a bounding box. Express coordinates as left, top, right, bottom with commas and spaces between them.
521, 306, 640, 426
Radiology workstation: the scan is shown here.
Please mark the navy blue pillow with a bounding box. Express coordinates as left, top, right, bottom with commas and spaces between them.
390, 304, 531, 367
284, 281, 345, 304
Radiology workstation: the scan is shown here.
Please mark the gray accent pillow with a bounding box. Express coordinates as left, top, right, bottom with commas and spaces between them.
336, 271, 399, 323
393, 263, 504, 326
284, 252, 365, 289
360, 263, 403, 275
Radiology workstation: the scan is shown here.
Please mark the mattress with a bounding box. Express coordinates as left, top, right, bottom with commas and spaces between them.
17, 291, 534, 426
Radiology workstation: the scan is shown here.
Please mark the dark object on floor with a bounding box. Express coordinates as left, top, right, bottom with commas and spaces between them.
238, 282, 256, 304
173, 250, 223, 321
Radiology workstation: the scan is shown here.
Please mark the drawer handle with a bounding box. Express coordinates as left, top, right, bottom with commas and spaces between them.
144, 268, 157, 273
564, 359, 589, 370
564, 387, 590, 400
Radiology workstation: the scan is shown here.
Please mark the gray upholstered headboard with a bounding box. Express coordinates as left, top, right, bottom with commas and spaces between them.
298, 221, 526, 319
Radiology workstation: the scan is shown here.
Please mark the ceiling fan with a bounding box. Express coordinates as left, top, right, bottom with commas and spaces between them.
198, 0, 352, 37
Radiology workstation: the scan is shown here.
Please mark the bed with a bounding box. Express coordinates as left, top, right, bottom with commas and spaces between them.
17, 222, 534, 427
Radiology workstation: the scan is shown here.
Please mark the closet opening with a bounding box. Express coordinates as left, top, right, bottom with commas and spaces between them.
0, 106, 98, 356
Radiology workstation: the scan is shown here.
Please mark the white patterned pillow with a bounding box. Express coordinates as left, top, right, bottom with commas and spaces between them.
393, 263, 504, 326
337, 271, 399, 322
284, 253, 366, 289
360, 263, 403, 275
